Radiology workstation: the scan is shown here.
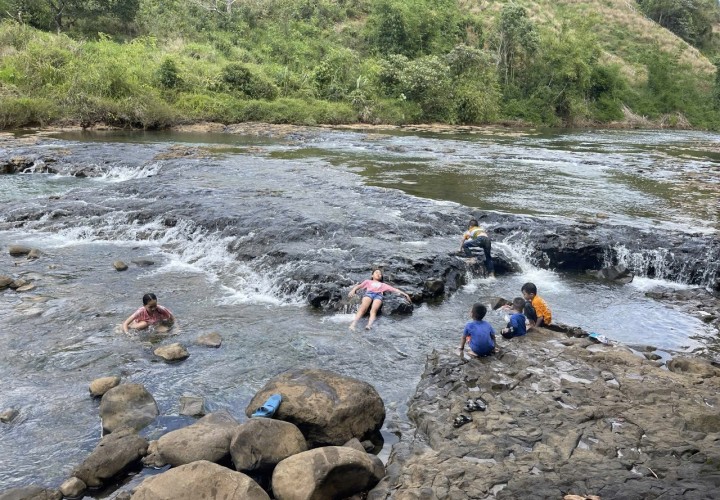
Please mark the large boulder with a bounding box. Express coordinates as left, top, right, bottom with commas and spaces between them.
272, 447, 385, 500
99, 384, 159, 433
72, 427, 148, 488
156, 411, 238, 466
130, 460, 269, 500
230, 418, 307, 472
667, 356, 720, 378
245, 369, 385, 447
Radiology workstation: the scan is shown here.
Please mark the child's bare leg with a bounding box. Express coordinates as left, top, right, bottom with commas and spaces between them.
129, 320, 149, 330
365, 299, 383, 330
350, 297, 372, 330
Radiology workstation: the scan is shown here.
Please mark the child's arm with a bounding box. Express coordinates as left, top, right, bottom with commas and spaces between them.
348, 282, 362, 297
121, 312, 136, 333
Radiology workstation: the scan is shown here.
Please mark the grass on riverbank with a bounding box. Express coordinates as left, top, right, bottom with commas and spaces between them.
1, 0, 719, 130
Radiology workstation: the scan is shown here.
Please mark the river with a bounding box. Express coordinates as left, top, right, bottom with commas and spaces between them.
0, 126, 718, 493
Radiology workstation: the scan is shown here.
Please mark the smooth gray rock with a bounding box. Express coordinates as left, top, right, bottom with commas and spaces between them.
8, 245, 31, 257
59, 477, 86, 498
0, 408, 19, 423
156, 411, 238, 466
113, 261, 128, 271
195, 332, 222, 348
0, 486, 61, 500
179, 396, 205, 417
153, 343, 189, 362
90, 376, 121, 397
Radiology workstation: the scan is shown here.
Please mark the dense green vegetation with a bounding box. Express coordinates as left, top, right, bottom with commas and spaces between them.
0, 0, 719, 129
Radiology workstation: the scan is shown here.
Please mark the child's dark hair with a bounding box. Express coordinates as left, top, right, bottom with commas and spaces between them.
468, 218, 479, 227
471, 303, 487, 321
142, 293, 158, 305
521, 282, 537, 295
512, 297, 525, 311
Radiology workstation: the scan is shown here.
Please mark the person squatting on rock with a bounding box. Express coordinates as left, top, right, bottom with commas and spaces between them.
122, 293, 176, 333
457, 303, 496, 357
501, 297, 527, 339
521, 282, 552, 329
460, 218, 495, 278
348, 269, 412, 331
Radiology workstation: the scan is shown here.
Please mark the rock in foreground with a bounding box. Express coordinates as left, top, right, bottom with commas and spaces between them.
99, 384, 159, 433
130, 460, 269, 500
370, 329, 720, 499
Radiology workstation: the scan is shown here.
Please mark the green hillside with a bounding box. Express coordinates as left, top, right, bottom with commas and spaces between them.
0, 0, 719, 129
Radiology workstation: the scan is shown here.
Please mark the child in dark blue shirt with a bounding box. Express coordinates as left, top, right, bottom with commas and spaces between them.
458, 303, 496, 357
501, 297, 527, 339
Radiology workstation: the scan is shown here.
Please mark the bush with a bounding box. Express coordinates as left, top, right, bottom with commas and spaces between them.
0, 96, 58, 128
157, 57, 182, 89
398, 55, 453, 121
221, 62, 278, 100
454, 84, 500, 124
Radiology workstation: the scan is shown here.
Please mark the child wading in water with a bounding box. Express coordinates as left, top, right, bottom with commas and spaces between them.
457, 303, 496, 357
348, 269, 412, 331
122, 293, 176, 333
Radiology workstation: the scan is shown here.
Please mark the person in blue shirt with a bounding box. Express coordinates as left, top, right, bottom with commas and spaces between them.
501, 297, 527, 339
457, 303, 496, 357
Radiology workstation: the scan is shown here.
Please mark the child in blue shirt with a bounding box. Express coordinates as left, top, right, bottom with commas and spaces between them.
458, 303, 496, 357
501, 297, 527, 339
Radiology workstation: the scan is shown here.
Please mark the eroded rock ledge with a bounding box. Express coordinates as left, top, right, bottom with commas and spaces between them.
370, 328, 720, 499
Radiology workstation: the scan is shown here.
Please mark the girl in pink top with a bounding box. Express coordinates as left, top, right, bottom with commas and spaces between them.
348, 269, 411, 331
122, 293, 176, 333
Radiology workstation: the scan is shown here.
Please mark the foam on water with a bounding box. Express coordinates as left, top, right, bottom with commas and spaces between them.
93, 162, 163, 182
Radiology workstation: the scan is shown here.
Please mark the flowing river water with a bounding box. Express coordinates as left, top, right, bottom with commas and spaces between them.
0, 126, 718, 493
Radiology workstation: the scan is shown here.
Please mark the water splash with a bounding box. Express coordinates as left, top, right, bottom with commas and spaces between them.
94, 162, 163, 182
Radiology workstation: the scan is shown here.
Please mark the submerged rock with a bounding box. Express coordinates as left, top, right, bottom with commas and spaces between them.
130, 460, 269, 500
113, 261, 128, 271
178, 396, 205, 417
195, 332, 222, 348
595, 264, 634, 283
0, 486, 61, 500
246, 369, 385, 447
0, 408, 19, 423
8, 245, 32, 257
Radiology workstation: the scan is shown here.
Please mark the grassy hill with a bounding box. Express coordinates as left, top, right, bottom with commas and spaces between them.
0, 0, 718, 129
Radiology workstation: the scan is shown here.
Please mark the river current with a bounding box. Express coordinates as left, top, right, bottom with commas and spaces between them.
0, 127, 718, 492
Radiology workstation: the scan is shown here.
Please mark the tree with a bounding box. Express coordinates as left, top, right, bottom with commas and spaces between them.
636, 0, 719, 48
494, 2, 539, 85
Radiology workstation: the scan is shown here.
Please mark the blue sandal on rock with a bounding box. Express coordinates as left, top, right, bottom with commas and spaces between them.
251, 394, 282, 418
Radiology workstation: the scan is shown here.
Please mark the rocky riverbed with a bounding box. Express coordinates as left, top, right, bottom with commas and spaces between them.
370, 327, 720, 499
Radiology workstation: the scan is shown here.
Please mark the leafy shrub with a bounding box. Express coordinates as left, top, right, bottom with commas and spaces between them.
454, 84, 500, 124
221, 62, 278, 100
397, 55, 452, 121
0, 96, 58, 128
157, 57, 182, 89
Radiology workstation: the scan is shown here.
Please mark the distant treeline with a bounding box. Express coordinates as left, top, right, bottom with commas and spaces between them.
1, 0, 719, 129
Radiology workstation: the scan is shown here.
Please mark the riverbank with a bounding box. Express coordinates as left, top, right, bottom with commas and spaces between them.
370, 326, 720, 499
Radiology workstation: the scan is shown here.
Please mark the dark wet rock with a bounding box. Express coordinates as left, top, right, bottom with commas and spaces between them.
131, 259, 155, 267
596, 264, 634, 283
72, 427, 148, 488
113, 261, 128, 271
179, 396, 205, 416
370, 330, 720, 500
153, 343, 189, 362
423, 277, 445, 296
246, 369, 385, 447
8, 245, 31, 257
272, 446, 385, 500
0, 408, 19, 423
0, 486, 61, 500
156, 411, 238, 466
90, 376, 121, 397
643, 352, 662, 361
99, 384, 159, 433
130, 460, 269, 500
59, 477, 86, 498
489, 297, 511, 310
231, 417, 307, 472
195, 332, 222, 347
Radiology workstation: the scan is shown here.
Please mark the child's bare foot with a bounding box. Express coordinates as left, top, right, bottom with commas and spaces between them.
349, 323, 357, 331
365, 324, 372, 331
